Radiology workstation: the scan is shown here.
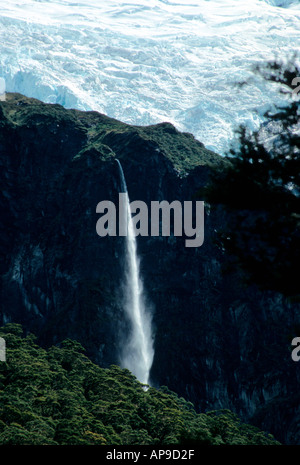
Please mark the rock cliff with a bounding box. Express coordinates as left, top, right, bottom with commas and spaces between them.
1, 93, 299, 444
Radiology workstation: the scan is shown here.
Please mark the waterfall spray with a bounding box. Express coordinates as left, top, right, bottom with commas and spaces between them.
116, 159, 154, 386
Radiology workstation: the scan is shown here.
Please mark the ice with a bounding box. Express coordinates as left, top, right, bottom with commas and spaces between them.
0, 0, 299, 155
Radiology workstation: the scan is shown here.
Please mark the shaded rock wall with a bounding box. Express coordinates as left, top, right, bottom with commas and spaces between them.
1, 93, 300, 444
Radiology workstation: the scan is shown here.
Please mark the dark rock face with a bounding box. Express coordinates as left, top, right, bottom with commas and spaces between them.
1, 93, 299, 444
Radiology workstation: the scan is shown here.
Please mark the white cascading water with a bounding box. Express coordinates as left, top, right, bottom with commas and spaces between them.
116, 159, 154, 386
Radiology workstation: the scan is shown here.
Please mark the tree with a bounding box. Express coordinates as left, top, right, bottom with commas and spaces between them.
0, 324, 279, 445
204, 55, 300, 298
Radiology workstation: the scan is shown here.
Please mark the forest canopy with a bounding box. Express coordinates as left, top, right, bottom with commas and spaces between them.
0, 323, 279, 445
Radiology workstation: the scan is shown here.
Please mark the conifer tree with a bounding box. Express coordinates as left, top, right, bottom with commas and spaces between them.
204, 56, 300, 298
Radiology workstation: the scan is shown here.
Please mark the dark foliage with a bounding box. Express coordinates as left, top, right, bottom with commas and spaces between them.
0, 324, 279, 445
203, 56, 300, 298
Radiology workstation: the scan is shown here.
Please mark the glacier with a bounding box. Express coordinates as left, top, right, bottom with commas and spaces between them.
0, 0, 299, 154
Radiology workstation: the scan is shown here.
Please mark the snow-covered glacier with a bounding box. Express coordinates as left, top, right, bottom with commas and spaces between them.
0, 0, 299, 154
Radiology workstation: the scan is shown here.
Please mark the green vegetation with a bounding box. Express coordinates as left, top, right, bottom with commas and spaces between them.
93, 121, 222, 175
137, 122, 221, 173
2, 92, 222, 177
0, 323, 279, 445
203, 56, 300, 298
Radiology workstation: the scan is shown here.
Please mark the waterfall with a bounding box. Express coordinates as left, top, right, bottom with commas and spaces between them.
116, 159, 154, 386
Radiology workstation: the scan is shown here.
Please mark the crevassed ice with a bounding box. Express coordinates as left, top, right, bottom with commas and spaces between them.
0, 0, 299, 155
